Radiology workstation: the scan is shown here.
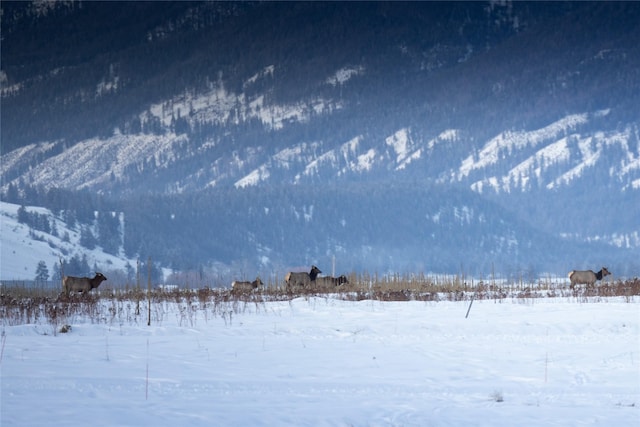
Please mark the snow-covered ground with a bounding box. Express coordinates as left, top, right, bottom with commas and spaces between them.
2, 296, 638, 426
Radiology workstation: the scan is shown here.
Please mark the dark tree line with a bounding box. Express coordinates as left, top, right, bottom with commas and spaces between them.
10, 185, 121, 256
5, 175, 637, 277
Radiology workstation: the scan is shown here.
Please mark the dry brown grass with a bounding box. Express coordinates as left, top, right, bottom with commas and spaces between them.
1, 277, 637, 328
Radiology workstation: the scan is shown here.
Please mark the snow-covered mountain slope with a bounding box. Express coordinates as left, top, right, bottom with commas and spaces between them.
4, 111, 637, 196
2, 2, 639, 275
455, 111, 640, 193
0, 201, 135, 281
146, 66, 346, 132
2, 133, 188, 191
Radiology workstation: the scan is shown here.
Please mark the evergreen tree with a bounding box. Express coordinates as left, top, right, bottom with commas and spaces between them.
80, 226, 97, 250
97, 211, 121, 255
52, 262, 62, 282
34, 260, 49, 284
17, 205, 29, 224
62, 255, 91, 276
5, 183, 19, 203
125, 262, 135, 283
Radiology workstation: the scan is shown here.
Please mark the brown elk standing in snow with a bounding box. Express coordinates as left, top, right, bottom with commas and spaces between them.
62, 273, 107, 294
568, 267, 611, 289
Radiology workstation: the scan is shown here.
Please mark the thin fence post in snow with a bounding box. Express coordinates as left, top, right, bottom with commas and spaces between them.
146, 338, 149, 400
545, 351, 548, 384
545, 328, 549, 384
465, 294, 475, 319
0, 331, 6, 364
136, 258, 141, 315
147, 257, 151, 326
59, 257, 64, 291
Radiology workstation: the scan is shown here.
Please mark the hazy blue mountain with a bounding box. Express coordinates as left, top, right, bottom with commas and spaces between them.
1, 1, 638, 278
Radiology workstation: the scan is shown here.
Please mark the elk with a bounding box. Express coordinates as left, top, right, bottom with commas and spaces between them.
62, 273, 107, 294
314, 274, 349, 290
284, 265, 322, 291
231, 277, 264, 293
568, 267, 611, 289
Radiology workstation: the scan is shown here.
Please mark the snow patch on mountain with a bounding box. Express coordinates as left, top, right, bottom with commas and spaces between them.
300, 147, 339, 181
0, 141, 59, 175
4, 133, 186, 191
472, 137, 572, 193
244, 65, 275, 88
459, 111, 640, 194
560, 230, 640, 249
387, 128, 461, 171
459, 113, 592, 179
234, 165, 270, 188
96, 64, 120, 97
547, 136, 601, 190
326, 66, 365, 86
386, 128, 415, 170
147, 71, 343, 132
354, 148, 379, 172
0, 69, 22, 96
435, 129, 459, 144
273, 142, 321, 167
235, 135, 379, 187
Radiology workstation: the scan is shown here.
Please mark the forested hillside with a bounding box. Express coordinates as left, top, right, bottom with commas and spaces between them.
1, 1, 638, 279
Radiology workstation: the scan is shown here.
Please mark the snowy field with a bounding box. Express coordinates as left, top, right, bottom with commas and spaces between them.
2, 296, 639, 426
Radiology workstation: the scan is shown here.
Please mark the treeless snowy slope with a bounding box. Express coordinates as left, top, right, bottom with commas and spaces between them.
0, 201, 134, 280
2, 298, 638, 426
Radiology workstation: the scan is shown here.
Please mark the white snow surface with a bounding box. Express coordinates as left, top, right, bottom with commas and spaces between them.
2, 297, 638, 426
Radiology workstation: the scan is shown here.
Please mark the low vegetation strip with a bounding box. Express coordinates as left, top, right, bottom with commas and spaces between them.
1, 278, 638, 329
